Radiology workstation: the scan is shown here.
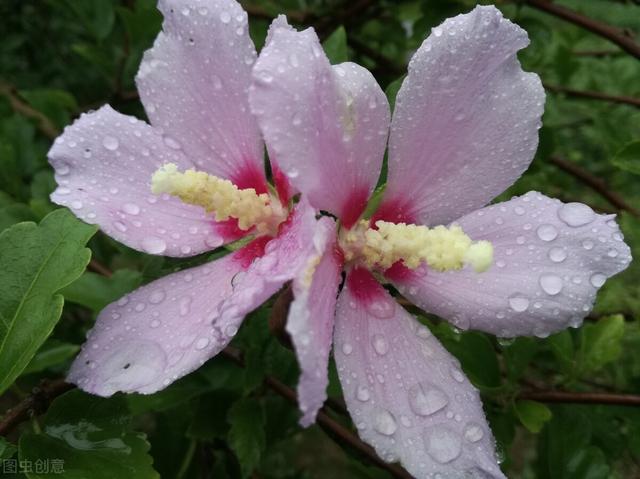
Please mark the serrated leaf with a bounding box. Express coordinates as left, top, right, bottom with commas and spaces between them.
0, 209, 96, 394
227, 397, 265, 478
515, 399, 552, 433
611, 140, 640, 175
322, 26, 348, 64
19, 389, 158, 479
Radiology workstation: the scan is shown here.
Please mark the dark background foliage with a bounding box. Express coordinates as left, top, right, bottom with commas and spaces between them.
0, 0, 639, 478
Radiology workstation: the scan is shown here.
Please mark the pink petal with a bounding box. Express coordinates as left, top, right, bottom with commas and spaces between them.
249, 18, 390, 227
390, 192, 632, 338
286, 222, 342, 426
380, 5, 544, 226
136, 0, 266, 188
68, 243, 267, 396
334, 268, 505, 478
49, 105, 227, 256
217, 198, 334, 326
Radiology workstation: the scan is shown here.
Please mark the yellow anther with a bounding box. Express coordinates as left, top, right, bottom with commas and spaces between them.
339, 220, 493, 273
151, 163, 285, 235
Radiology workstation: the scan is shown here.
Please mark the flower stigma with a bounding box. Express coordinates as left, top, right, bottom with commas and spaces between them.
151, 163, 287, 236
339, 219, 493, 273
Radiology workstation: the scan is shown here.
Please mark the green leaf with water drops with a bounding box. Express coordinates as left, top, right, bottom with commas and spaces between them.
0, 209, 96, 394
19, 389, 158, 479
322, 26, 348, 64
227, 397, 266, 479
515, 400, 552, 434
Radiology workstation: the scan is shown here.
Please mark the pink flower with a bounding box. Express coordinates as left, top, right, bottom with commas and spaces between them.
49, 0, 334, 395
248, 5, 632, 478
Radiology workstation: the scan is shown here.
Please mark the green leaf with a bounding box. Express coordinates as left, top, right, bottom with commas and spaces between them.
227, 397, 266, 478
548, 330, 575, 373
578, 315, 625, 373
385, 76, 404, 113
62, 269, 143, 312
0, 209, 96, 394
515, 400, 552, 433
0, 437, 17, 460
442, 332, 501, 389
18, 89, 77, 129
22, 340, 79, 375
611, 140, 640, 175
322, 26, 348, 64
19, 389, 158, 479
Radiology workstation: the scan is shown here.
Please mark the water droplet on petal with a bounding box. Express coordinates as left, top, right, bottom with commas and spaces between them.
102, 136, 119, 151
141, 237, 167, 254
220, 11, 231, 23
540, 274, 563, 295
408, 383, 448, 416
464, 423, 484, 443
195, 337, 209, 350
149, 289, 166, 304
558, 203, 595, 227
537, 224, 558, 241
341, 343, 353, 355
548, 247, 567, 263
371, 334, 389, 355
374, 410, 397, 436
366, 297, 395, 319
123, 203, 140, 215
356, 386, 370, 402
590, 273, 606, 288
508, 294, 529, 312
424, 425, 461, 464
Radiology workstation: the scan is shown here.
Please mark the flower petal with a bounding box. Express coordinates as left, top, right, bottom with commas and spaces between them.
249, 19, 390, 227
217, 198, 334, 326
334, 267, 505, 478
380, 5, 544, 226
391, 192, 632, 338
286, 222, 342, 426
49, 105, 227, 256
136, 0, 266, 187
67, 244, 268, 396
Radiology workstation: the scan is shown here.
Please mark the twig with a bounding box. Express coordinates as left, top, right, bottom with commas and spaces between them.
0, 82, 60, 140
221, 346, 412, 479
523, 0, 640, 59
544, 83, 640, 108
572, 49, 622, 57
0, 379, 74, 436
88, 258, 113, 278
519, 389, 640, 406
549, 156, 640, 218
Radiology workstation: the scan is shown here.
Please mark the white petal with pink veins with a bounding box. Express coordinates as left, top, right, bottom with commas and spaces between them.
68, 248, 260, 396
334, 268, 505, 478
136, 0, 266, 186
250, 18, 390, 227
381, 5, 544, 226
49, 105, 226, 256
391, 192, 632, 338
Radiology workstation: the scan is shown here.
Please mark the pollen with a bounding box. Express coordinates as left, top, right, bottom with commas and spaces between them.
340, 220, 493, 273
151, 163, 286, 235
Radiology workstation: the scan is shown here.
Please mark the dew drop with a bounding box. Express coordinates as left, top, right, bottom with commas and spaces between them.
536, 224, 558, 242
548, 247, 567, 263
366, 297, 395, 319
582, 239, 594, 250
539, 274, 563, 295
102, 136, 119, 151
590, 273, 606, 288
508, 294, 529, 312
195, 337, 210, 350
123, 203, 140, 215
464, 423, 484, 443
408, 383, 448, 416
149, 289, 166, 304
141, 237, 167, 254
424, 426, 461, 464
558, 203, 595, 227
220, 11, 231, 23
374, 410, 397, 436
371, 334, 389, 355
356, 385, 371, 402
341, 342, 353, 355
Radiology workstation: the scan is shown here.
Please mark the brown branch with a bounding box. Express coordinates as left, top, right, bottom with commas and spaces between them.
549, 156, 640, 218
0, 82, 60, 140
572, 49, 623, 57
519, 389, 640, 407
524, 0, 640, 59
544, 83, 640, 108
221, 346, 412, 479
88, 258, 113, 277
0, 379, 74, 436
